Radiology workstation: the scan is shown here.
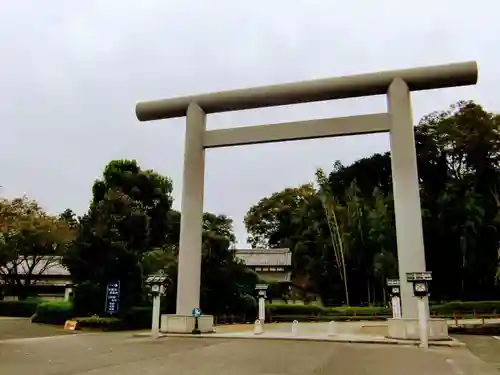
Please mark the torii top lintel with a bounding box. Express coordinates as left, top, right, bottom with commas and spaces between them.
135, 61, 478, 122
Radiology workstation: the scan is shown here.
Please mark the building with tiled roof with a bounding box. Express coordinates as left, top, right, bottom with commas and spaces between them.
234, 248, 292, 283
0, 257, 72, 300
1, 248, 294, 300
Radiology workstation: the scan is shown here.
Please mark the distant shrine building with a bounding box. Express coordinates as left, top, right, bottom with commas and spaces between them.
234, 248, 292, 284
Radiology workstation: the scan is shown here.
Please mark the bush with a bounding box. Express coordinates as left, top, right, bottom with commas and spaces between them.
327, 306, 391, 316
121, 306, 152, 329
267, 303, 391, 318
266, 301, 500, 321
430, 301, 500, 316
72, 307, 153, 331
32, 300, 74, 325
268, 303, 325, 316
0, 300, 40, 317
270, 314, 387, 323
75, 316, 125, 331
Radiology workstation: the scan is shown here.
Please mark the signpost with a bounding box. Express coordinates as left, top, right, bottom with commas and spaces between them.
192, 307, 202, 334
105, 281, 121, 315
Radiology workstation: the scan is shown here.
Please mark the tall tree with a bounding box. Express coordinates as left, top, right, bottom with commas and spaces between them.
315, 167, 349, 305
64, 159, 174, 315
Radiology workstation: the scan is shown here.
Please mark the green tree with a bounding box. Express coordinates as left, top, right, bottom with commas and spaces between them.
91, 159, 174, 248
0, 196, 73, 299
244, 101, 500, 305
64, 159, 175, 316
315, 167, 349, 305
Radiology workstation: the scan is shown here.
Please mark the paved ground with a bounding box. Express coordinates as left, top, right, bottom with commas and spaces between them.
453, 335, 500, 371
1, 318, 499, 374
0, 317, 77, 340
1, 331, 498, 375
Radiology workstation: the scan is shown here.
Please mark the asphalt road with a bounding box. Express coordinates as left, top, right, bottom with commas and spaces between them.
0, 331, 498, 375
454, 335, 500, 371
0, 317, 76, 341
1, 318, 498, 375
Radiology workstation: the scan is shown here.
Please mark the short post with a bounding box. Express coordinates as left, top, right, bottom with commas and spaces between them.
328, 321, 337, 335
387, 278, 402, 319
145, 271, 169, 338
292, 320, 299, 335
406, 271, 432, 349
254, 319, 263, 335
255, 284, 268, 323
192, 308, 202, 334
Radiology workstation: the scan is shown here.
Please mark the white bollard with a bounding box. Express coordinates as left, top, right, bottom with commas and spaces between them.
254, 319, 263, 335
328, 320, 337, 335
292, 320, 299, 335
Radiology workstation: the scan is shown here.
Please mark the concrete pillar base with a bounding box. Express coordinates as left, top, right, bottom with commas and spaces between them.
387, 318, 449, 341
160, 314, 214, 334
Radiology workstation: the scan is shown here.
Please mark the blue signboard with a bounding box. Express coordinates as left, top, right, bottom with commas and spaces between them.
192, 308, 201, 318
105, 281, 120, 315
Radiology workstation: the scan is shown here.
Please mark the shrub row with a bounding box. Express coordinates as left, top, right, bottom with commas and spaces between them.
0, 300, 40, 317
75, 316, 126, 331
267, 304, 391, 317
430, 301, 500, 315
31, 300, 74, 325
270, 315, 387, 322
268, 301, 500, 318
4, 299, 500, 330
31, 302, 153, 329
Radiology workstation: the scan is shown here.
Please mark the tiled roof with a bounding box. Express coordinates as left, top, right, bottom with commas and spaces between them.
234, 248, 292, 267
0, 257, 70, 277
1, 250, 293, 278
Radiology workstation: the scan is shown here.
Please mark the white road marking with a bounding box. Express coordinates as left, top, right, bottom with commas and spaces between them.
492, 336, 500, 340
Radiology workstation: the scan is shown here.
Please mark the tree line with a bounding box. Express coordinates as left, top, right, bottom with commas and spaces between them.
245, 101, 500, 306
1, 100, 499, 314
0, 160, 258, 316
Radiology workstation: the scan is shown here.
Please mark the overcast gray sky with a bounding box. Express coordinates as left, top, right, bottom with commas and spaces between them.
1, 0, 498, 246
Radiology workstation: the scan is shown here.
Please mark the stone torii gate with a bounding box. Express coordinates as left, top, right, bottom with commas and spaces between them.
136, 61, 478, 334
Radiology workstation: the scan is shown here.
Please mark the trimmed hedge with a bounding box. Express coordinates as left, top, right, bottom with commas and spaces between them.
75, 316, 125, 331
15, 299, 500, 330
75, 309, 153, 331
267, 301, 500, 320
121, 306, 152, 329
431, 301, 500, 316
270, 314, 387, 322
31, 302, 153, 330
31, 301, 74, 325
0, 300, 40, 317
267, 304, 391, 318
